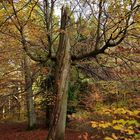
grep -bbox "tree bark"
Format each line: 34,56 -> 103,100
47,8 -> 71,140
23,55 -> 36,129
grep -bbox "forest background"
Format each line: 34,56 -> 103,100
0,0 -> 140,140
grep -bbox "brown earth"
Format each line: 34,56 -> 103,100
0,122 -> 94,140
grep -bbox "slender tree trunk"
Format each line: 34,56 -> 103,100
47,8 -> 71,140
8,96 -> 11,116
45,104 -> 54,128
2,106 -> 5,119
23,55 -> 36,129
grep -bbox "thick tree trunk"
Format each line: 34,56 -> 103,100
47,8 -> 71,140
23,55 -> 36,129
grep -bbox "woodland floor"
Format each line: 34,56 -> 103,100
0,122 -> 94,140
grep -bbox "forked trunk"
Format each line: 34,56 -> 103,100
47,7 -> 71,140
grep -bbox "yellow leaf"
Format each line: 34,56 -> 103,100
126,129 -> 134,135
104,136 -> 114,140
112,133 -> 118,140
91,121 -> 98,128
113,124 -> 124,130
